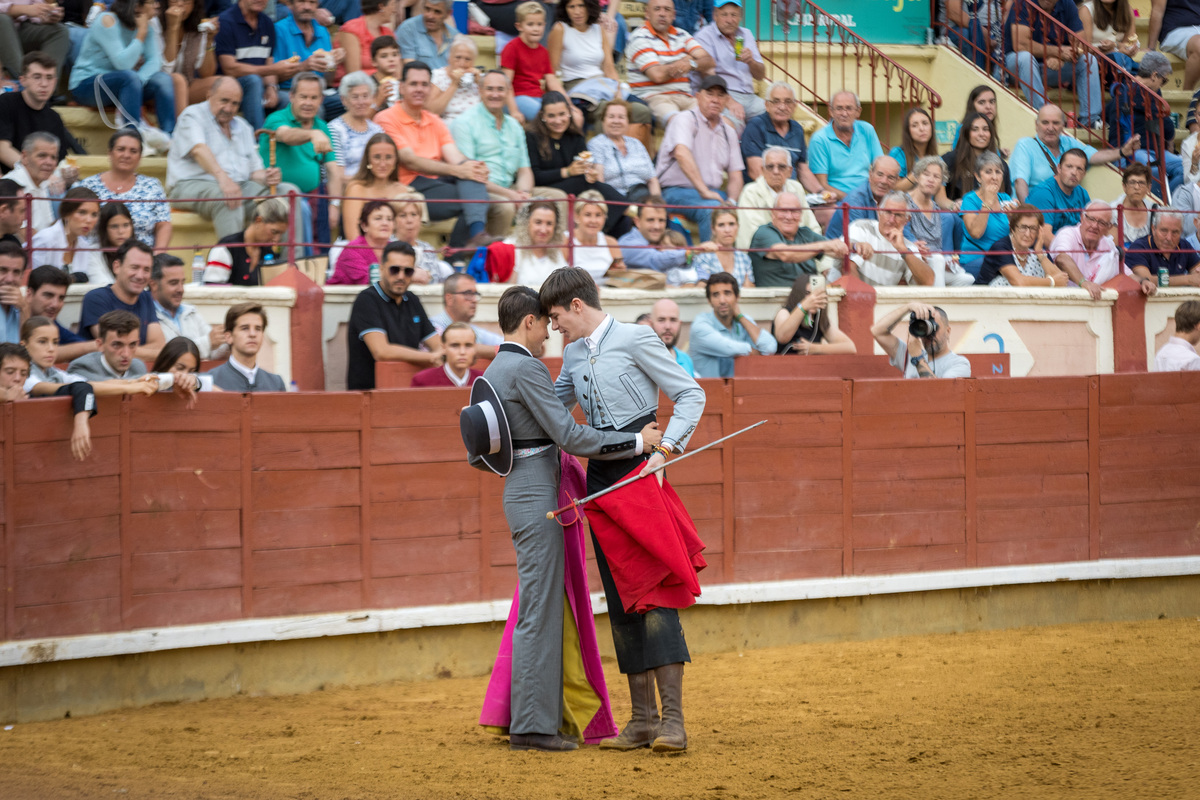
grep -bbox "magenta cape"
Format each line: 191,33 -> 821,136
478,452 -> 619,743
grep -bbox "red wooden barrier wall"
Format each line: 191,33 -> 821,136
3,373 -> 1199,644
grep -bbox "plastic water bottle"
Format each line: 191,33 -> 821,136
369,262 -> 381,283
191,249 -> 204,282
262,252 -> 275,268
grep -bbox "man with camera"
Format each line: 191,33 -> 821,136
870,301 -> 971,379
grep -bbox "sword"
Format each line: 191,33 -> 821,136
546,420 -> 767,520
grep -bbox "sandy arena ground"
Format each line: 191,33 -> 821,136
2,618 -> 1197,799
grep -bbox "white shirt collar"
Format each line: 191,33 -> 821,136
503,340 -> 533,356
584,314 -> 614,355
443,363 -> 470,387
229,355 -> 258,384
101,354 -> 132,379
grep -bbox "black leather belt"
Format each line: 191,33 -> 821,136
512,438 -> 553,448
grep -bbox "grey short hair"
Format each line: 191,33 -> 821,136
880,190 -> 909,209
1084,199 -> 1112,213
910,155 -> 946,185
1154,208 -> 1184,227
21,131 -> 59,154
424,0 -> 452,9
973,151 -> 1004,174
253,196 -> 290,225
339,70 -> 377,100
761,146 -> 793,167
766,81 -> 795,99
292,71 -> 326,93
449,34 -> 478,56
832,90 -> 860,109
1138,51 -> 1173,80
774,191 -> 802,208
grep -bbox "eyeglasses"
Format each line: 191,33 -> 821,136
764,164 -> 791,172
388,265 -> 416,277
1082,216 -> 1112,229
1012,224 -> 1040,234
448,290 -> 480,298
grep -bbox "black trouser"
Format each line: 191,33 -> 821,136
55,381 -> 96,416
543,178 -> 634,237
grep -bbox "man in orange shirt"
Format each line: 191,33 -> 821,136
376,60 -> 496,250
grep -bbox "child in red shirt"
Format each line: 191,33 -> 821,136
501,1 -> 583,127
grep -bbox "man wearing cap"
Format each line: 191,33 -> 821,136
693,0 -> 765,128
466,285 -> 663,754
656,74 -> 744,242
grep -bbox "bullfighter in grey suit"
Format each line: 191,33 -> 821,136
477,286 -> 663,753
540,267 -> 706,754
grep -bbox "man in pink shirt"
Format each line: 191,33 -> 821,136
1050,200 -> 1128,299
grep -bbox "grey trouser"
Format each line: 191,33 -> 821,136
0,19 -> 69,81
169,178 -> 300,239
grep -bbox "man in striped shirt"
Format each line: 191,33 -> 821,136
625,0 -> 716,127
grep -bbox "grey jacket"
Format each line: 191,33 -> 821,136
67,350 -> 148,382
205,361 -> 286,392
556,317 -> 705,452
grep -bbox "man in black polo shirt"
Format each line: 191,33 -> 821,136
0,53 -> 71,174
1126,210 -> 1200,291
346,241 -> 444,390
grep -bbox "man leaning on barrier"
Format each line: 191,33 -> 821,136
871,301 -> 972,380
1126,209 -> 1200,289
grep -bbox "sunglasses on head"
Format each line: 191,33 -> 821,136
388,265 -> 415,277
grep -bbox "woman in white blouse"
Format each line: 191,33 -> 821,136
586,100 -> 660,204
569,189 -> 623,283
31,187 -> 108,284
509,200 -> 568,288
427,36 -> 485,124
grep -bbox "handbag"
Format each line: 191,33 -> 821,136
92,72 -> 172,157
604,269 -> 666,290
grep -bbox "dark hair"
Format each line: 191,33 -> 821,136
705,271 -> 740,299
947,111 -> 999,198
498,285 -> 544,333
898,107 -> 936,172
114,238 -> 154,266
351,132 -> 400,185
21,51 -> 57,75
441,320 -> 476,343
99,202 -> 134,267
1006,202 -> 1045,229
58,186 -> 100,221
151,336 -> 202,373
159,0 -> 204,33
0,178 -> 21,211
539,266 -> 601,314
636,195 -> 667,218
782,275 -> 830,335
1092,0 -> 1133,38
443,273 -> 474,295
382,240 -> 417,264
1122,162 -> 1153,185
1175,300 -> 1200,334
965,85 -> 998,133
402,60 -> 431,82
151,252 -> 185,281
358,199 -> 396,236
556,0 -> 601,26
224,302 -> 268,333
635,313 -> 651,324
0,238 -> 28,269
28,264 -> 71,293
370,34 -> 401,60
362,0 -> 389,15
0,342 -> 30,367
97,309 -> 141,340
107,127 -> 143,154
20,315 -> 54,342
110,0 -> 143,30
1060,148 -> 1089,169
531,91 -> 581,161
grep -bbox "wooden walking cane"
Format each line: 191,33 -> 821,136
256,129 -> 278,195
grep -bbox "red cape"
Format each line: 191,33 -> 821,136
584,465 -> 706,614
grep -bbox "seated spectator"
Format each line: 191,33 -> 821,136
943,111 -> 1011,204
77,129 -> 172,250
392,196 -> 450,281
79,240 -> 165,359
68,309 -> 156,380
345,240 -> 443,390
980,204 -> 1069,286
1111,162 -> 1153,244
693,207 -> 751,285
570,190 -> 624,284
1004,0 -> 1101,126
870,301 -> 971,379
214,0 -> 303,130
1154,299 -> 1200,371
656,75 -> 743,242
1009,104 -> 1129,201
327,72 -> 384,206
24,264 -> 97,360
840,192 -> 942,288
688,271 -> 774,378
890,108 -> 941,191
70,0 -> 176,135
772,274 -> 856,355
0,341 -> 29,400
410,322 -> 483,386
808,90 -> 883,201
0,8 -> 68,89
1149,0 -> 1200,88
957,85 -> 1007,154
1127,210 -> 1200,288
0,53 -> 71,174
1105,51 -> 1181,193
328,198 -> 395,284
368,35 -> 402,109
202,196 -> 288,285
431,273 -> 503,350
0,239 -> 23,342
823,155 -> 900,240
737,145 -> 821,250
586,99 -> 659,205
942,0 -> 1004,73
741,82 -> 813,185
428,36 -> 483,125
396,0 -> 458,68
1051,200 -> 1127,298
151,336 -> 213,392
261,71 -> 335,248
31,187 -> 107,285
452,70 -> 565,235
273,0 -> 345,117
625,0 -> 715,127
336,0 -> 394,76
750,192 -> 847,288
649,297 -> 694,376
526,91 -> 632,236
375,61 -> 495,250
339,133 -> 416,240
98,202 -> 134,278
1078,0 -> 1139,75
205,302 -> 286,391
617,197 -> 689,283
904,156 -> 957,259
8,131 -> 62,234
500,200 -> 568,288
1027,148 -> 1091,232
502,3 -> 579,125
960,151 -> 1016,279
151,253 -> 226,359
693,0 -> 765,127
168,78 -> 301,239
160,0 -> 219,111
0,178 -> 24,244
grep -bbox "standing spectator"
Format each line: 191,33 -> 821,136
1111,162 -> 1153,243
205,302 -> 287,391
741,82 -> 816,188
1148,0 -> 1200,90
840,191 -> 938,288
692,207 -> 750,285
327,70 -> 384,217
168,78 -> 301,240
70,0 -> 176,135
215,0 -> 303,130
1105,51 -> 1182,193
79,240 -> 166,360
688,271 -> 773,378
345,240 -> 443,391
77,129 -> 173,250
569,189 -> 623,283
502,2 -> 578,125
0,53 -> 71,172
960,151 -> 1015,279
327,198 -> 395,284
0,7 -> 68,85
274,0 -> 345,113
1009,104 -> 1129,200
942,0 -> 1004,72
97,202 -> 135,278
1154,299 -> 1200,370
0,178 -> 25,244
0,239 -> 24,343
31,186 -> 106,284
980,204 -> 1070,286
1127,210 -> 1200,287
1004,0 -> 1102,125
24,264 -> 97,360
586,99 -> 659,204
430,273 -> 504,347
772,275 -> 856,355
160,0 -> 219,111
1027,148 -> 1091,232
649,297 -> 694,375
1051,200 -> 1126,298
625,0 -> 715,127
201,196 -> 288,285
750,192 -> 847,288
151,253 -> 225,359
871,301 -> 971,379
338,133 -> 415,240
656,75 -> 743,242
7,131 -> 61,234
427,36 -> 484,124
396,0 -> 458,68
736,145 -> 821,250
823,154 -> 900,240
943,111 -> 1011,203
410,322 -> 484,386
889,108 -> 940,190
618,197 -> 689,282
808,90 -> 883,200
337,0 -> 394,75
693,0 -> 765,127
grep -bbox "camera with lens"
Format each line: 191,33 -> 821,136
908,312 -> 939,339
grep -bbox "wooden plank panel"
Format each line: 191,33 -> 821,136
731,548 -> 844,582
126,587 -> 242,630
852,510 -> 966,548
12,597 -> 121,640
976,442 -> 1089,477
976,474 -> 1089,510
251,468 -> 360,511
679,415 -> 725,447
251,393 -> 363,431
734,514 -> 844,551
1099,525 -> 1200,558
370,425 -> 468,465
852,544 -> 967,575
731,378 -> 845,414
14,557 -> 120,606
975,409 -> 1088,445
371,390 -> 469,428
977,506 -> 1090,543
1099,435 -> 1200,470
697,559 -> 725,586
13,396 -> 120,442
15,436 -> 119,482
488,532 -> 516,568
1098,498 -> 1200,536
852,478 -> 965,515
252,581 -> 364,617
372,572 -> 482,607
371,499 -> 480,541
131,471 -> 242,512
976,538 -> 1090,567
733,480 -> 843,517
252,431 -> 361,471
370,462 -> 482,503
130,431 -> 240,472
976,376 -> 1089,412
851,446 -> 965,481
1100,371 -> 1200,407
852,413 -> 964,449
252,507 -> 361,550
127,393 -> 243,432
656,449 -> 722,486
853,379 -> 965,415
131,549 -> 243,594
730,413 -> 843,447
372,537 -> 481,578
128,510 -> 242,553
733,446 -> 841,483
692,517 -> 723,554
1100,468 -> 1200,505
12,516 -> 121,567
14,476 -> 119,526
1100,403 -> 1200,438
252,544 -> 363,588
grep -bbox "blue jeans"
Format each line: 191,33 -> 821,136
1006,50 -> 1102,125
237,74 -> 271,130
71,70 -> 176,133
948,20 -> 992,72
1134,148 -> 1185,193
514,94 -> 542,121
661,185 -> 726,242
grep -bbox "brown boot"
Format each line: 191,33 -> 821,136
599,671 -> 659,750
651,663 -> 686,753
